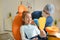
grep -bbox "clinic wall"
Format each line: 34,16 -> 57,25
0,0 -> 4,32
0,0 -> 60,32
2,0 -> 20,31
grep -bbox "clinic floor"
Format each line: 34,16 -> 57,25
0,30 -> 14,40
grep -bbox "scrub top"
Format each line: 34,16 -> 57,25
45,16 -> 53,27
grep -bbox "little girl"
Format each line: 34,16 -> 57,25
20,11 -> 46,40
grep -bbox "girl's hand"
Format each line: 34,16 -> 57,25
32,37 -> 38,40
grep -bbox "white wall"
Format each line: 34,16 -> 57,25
0,0 -> 60,31
0,0 -> 20,31
0,0 -> 4,32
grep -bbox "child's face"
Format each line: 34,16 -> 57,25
24,13 -> 32,24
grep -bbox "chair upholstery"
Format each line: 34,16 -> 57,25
12,5 -> 28,40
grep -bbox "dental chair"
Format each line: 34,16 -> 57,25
12,5 -> 28,40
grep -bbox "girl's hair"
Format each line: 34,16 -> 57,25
22,11 -> 29,19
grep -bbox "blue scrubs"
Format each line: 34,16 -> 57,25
44,16 -> 53,33
45,16 -> 53,27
